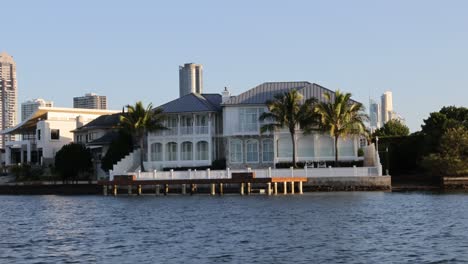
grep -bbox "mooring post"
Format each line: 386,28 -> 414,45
247,182 -> 251,195
210,183 -> 216,196
274,182 -> 278,195
267,182 -> 272,195
137,185 -> 142,195
219,183 -> 224,195
103,185 -> 108,196
191,184 -> 196,195
291,182 -> 295,194
128,185 -> 132,195
113,185 -> 118,196
155,185 -> 160,195
165,184 -> 169,195
182,184 -> 186,194
283,181 -> 287,195
240,183 -> 245,195
299,181 -> 303,194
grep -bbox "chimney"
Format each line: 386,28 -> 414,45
76,115 -> 85,128
222,87 -> 231,103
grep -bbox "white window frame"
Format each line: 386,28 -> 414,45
181,141 -> 193,160
196,141 -> 209,160
246,139 -> 259,163
230,139 -> 243,163
262,139 -> 274,162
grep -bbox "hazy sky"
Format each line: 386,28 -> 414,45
2,0 -> 467,131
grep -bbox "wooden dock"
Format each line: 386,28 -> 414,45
98,172 -> 307,196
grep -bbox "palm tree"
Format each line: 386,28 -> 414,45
120,101 -> 166,172
259,90 -> 319,168
314,90 -> 368,166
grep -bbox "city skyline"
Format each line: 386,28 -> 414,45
2,0 -> 467,132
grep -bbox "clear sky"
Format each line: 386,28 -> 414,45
2,0 -> 467,132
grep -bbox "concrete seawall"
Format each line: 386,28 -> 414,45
304,176 -> 392,191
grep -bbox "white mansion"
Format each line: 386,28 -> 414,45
140,81 -> 363,171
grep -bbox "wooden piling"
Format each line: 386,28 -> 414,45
128,185 -> 132,195
219,183 -> 224,195
182,184 -> 186,195
283,182 -> 287,195
240,183 -> 245,195
164,184 -> 169,195
155,185 -> 160,195
267,183 -> 272,195
137,185 -> 142,195
247,182 -> 251,195
274,182 -> 278,195
103,185 -> 108,196
299,181 -> 303,194
113,185 -> 118,196
210,183 -> 216,196
291,182 -> 295,194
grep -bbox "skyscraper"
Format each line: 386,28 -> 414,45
369,99 -> 381,130
381,91 -> 393,126
0,52 -> 17,148
179,63 -> 203,97
21,98 -> 54,121
73,93 -> 107,109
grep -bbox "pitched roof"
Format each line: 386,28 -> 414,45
157,93 -> 222,113
222,81 -> 353,106
74,113 -> 121,132
87,131 -> 120,146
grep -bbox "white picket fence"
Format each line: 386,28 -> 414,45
110,166 -> 381,181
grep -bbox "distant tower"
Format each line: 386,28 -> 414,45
179,63 -> 203,97
381,91 -> 393,126
73,93 -> 107,109
21,98 -> 54,121
369,99 -> 381,129
0,52 -> 18,148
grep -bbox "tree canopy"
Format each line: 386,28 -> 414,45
373,119 -> 410,137
314,90 -> 368,165
55,143 -> 92,182
119,101 -> 166,171
259,89 -> 319,168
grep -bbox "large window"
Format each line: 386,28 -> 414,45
277,137 -> 293,158
150,143 -> 163,161
239,108 -> 258,132
230,139 -> 243,163
196,141 -> 208,160
166,142 -> 177,161
181,141 -> 193,160
262,139 -> 274,162
180,116 -> 193,135
166,116 -> 178,135
195,115 -> 208,134
246,140 -> 259,163
51,129 -> 60,140
298,136 -> 314,158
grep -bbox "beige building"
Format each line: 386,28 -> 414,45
179,63 -> 203,97
381,91 -> 393,125
73,93 -> 107,109
0,52 -> 18,149
21,98 -> 54,121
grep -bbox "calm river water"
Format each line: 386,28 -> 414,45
1,192 -> 468,263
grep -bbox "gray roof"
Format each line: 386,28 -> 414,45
222,82 -> 353,106
73,113 -> 122,132
157,93 -> 222,113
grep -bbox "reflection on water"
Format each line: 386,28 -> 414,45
1,192 -> 468,263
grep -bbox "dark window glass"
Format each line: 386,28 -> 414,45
51,129 -> 60,140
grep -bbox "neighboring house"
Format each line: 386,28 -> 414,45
0,107 -> 118,166
144,93 -> 223,171
72,113 -> 122,160
222,82 -> 361,169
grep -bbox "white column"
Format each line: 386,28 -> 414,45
20,146 -> 24,163
208,113 -> 212,162
26,142 -> 31,163
5,146 -> 11,165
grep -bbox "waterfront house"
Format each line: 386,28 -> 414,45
1,107 -> 118,166
222,82 -> 362,169
143,93 -> 223,171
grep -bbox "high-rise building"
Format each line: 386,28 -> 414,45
73,93 -> 107,109
369,99 -> 381,129
179,63 -> 203,97
0,52 -> 17,148
381,91 -> 393,126
21,98 -> 54,121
